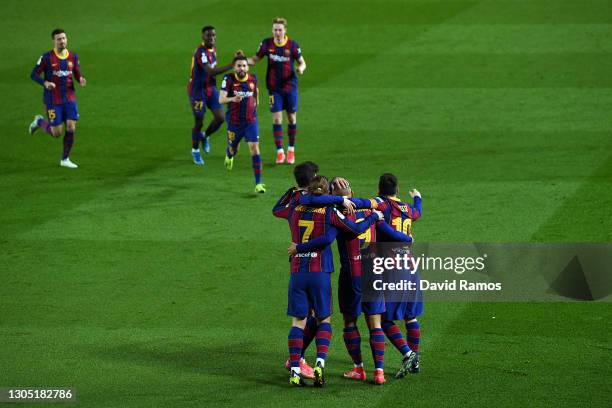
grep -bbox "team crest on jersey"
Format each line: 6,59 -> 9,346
284,49 -> 291,56
249,82 -> 255,90
68,61 -> 73,69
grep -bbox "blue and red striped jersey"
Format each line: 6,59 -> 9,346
255,36 -> 302,92
297,208 -> 412,278
289,205 -> 378,274
187,45 -> 217,97
375,196 -> 422,241
31,49 -> 82,105
221,73 -> 258,125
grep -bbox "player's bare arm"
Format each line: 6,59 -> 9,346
296,56 -> 306,75
218,90 -> 242,104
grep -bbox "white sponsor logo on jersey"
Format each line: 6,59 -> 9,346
53,70 -> 72,77
270,54 -> 290,62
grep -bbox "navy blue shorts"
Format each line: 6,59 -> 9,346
190,87 -> 221,119
338,270 -> 361,317
287,272 -> 332,319
227,122 -> 259,150
46,102 -> 79,126
269,90 -> 298,113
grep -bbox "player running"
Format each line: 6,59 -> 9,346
219,56 -> 265,193
375,173 -> 423,378
187,26 -> 240,165
284,176 -> 381,387
292,177 -> 413,385
248,17 -> 306,164
29,29 -> 86,169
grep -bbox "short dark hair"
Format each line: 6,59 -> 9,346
293,161 -> 318,188
51,28 -> 65,39
202,25 -> 215,33
378,173 -> 398,196
233,55 -> 248,64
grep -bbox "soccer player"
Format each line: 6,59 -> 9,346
219,56 -> 265,193
29,28 -> 86,169
293,177 -> 413,385
187,26 -> 240,165
375,173 -> 423,378
248,17 -> 306,164
284,175 -> 381,387
274,162 -> 353,378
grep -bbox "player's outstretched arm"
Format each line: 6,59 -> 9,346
330,208 -> 382,235
30,57 -> 46,86
294,227 -> 338,253
299,194 -> 355,213
247,55 -> 260,65
376,221 -> 413,243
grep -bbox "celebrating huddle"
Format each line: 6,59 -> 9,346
273,162 -> 423,386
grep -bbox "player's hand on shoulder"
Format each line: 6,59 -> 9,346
44,81 -> 56,90
342,198 -> 355,214
79,77 -> 87,87
288,243 -> 298,256
409,189 -> 421,199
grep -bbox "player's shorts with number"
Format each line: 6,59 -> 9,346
287,272 -> 332,319
227,122 -> 259,149
269,90 -> 298,113
46,102 -> 79,126
190,87 -> 221,118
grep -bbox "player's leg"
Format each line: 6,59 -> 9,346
287,274 -> 308,386
311,273 -> 333,387
246,123 -> 264,193
285,91 -> 298,164
201,88 -> 225,153
60,118 -> 77,168
366,313 -> 386,384
338,272 -> 365,379
270,92 -> 285,163
342,315 -> 366,381
190,97 -> 205,165
404,317 -> 421,373
224,127 -> 241,171
29,107 -> 53,136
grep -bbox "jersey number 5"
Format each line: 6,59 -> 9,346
298,220 -> 314,243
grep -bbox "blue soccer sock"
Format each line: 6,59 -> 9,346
382,320 -> 411,356
301,315 -> 318,358
369,328 -> 385,370
315,322 -> 332,366
273,124 -> 283,150
192,127 -> 201,150
405,320 -> 421,352
62,131 -> 74,160
288,123 -> 297,148
288,326 -> 304,371
251,154 -> 262,184
343,326 -> 362,366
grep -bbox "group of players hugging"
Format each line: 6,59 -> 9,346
273,161 -> 423,387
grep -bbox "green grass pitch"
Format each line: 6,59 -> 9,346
1,0 -> 611,406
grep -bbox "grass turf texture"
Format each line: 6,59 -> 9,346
1,0 -> 611,406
